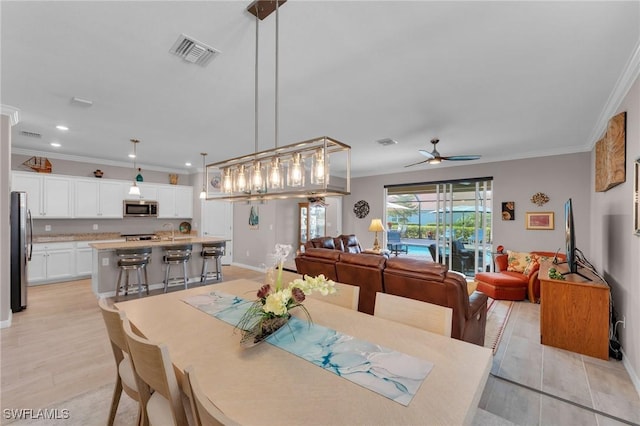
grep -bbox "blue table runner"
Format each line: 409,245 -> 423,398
182,291 -> 433,406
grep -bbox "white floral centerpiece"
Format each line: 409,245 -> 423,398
237,244 -> 336,345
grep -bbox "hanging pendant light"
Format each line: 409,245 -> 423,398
287,152 -> 304,187
199,152 -> 208,199
128,139 -> 141,196
222,168 -> 233,193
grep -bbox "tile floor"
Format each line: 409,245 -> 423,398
475,301 -> 640,426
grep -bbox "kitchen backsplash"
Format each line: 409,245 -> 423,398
31,218 -> 191,237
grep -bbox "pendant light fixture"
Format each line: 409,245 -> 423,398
205,0 -> 351,202
199,152 -> 208,199
128,139 -> 141,196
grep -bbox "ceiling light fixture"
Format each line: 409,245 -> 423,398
128,139 -> 141,196
56,125 -> 69,131
199,153 -> 207,199
50,142 -> 61,147
185,162 -> 192,167
205,0 -> 350,202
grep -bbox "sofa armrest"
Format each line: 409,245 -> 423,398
528,270 -> 540,303
467,290 -> 488,319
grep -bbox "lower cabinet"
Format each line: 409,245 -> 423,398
28,242 -> 75,285
75,242 -> 94,277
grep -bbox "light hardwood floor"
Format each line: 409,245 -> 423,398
2,268 -> 639,425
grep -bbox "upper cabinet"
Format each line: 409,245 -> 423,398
12,172 -> 73,218
74,179 -> 125,218
157,185 -> 193,218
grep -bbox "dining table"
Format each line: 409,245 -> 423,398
115,279 -> 492,425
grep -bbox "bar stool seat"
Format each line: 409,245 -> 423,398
115,247 -> 152,300
162,244 -> 192,292
200,242 -> 225,284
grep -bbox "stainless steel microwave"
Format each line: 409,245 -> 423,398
123,200 -> 158,217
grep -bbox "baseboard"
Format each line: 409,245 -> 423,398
231,262 -> 264,273
0,311 -> 13,328
622,348 -> 640,399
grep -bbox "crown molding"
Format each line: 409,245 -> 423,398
11,147 -> 196,174
588,40 -> 640,147
1,105 -> 20,126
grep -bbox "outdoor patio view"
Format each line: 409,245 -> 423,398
385,179 -> 493,277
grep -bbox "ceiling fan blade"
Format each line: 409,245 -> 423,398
441,155 -> 481,161
404,159 -> 431,168
418,149 -> 435,159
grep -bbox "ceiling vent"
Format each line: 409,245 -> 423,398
169,34 -> 220,67
20,130 -> 42,138
376,138 -> 398,146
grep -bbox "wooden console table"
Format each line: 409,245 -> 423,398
539,261 -> 610,360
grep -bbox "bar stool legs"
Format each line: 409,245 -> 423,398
162,245 -> 193,293
115,247 -> 152,301
201,243 -> 225,284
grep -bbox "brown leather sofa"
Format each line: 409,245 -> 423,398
294,248 -> 340,281
383,257 -> 487,346
295,249 -> 487,345
304,234 -> 362,253
335,252 -> 386,314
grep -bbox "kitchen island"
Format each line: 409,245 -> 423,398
90,236 -> 228,298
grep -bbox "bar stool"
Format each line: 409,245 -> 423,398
115,247 -> 152,300
200,242 -> 225,284
162,244 -> 192,292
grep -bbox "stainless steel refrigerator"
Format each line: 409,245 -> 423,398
10,191 -> 32,312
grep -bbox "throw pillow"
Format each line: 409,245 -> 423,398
507,250 -> 533,273
523,255 -> 540,277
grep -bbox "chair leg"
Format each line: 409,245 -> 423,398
201,258 -> 208,283
107,376 -> 123,426
136,267 -> 143,298
216,256 -> 223,281
143,265 -> 149,295
183,261 -> 188,289
124,271 -> 129,296
115,268 -> 124,302
164,264 -> 170,293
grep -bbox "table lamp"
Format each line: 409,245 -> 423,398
368,218 -> 385,251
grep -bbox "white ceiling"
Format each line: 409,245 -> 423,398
2,1 -> 639,177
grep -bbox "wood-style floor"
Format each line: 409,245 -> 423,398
2,267 -> 639,425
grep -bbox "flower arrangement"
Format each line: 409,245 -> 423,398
237,244 -> 336,344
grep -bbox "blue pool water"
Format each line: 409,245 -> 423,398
406,244 -> 430,256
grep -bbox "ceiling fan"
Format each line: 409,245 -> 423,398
405,138 -> 481,167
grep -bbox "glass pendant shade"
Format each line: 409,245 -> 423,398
311,148 -> 330,185
129,138 -> 141,197
222,168 -> 234,193
200,152 -> 208,199
287,152 -> 305,187
268,157 -> 283,189
129,182 -> 140,196
236,165 -> 248,193
251,160 -> 265,193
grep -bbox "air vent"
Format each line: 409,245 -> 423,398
169,34 -> 220,67
376,138 -> 398,146
20,131 -> 42,138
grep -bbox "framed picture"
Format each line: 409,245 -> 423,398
634,159 -> 639,235
502,202 -> 515,220
249,205 -> 259,230
525,212 -> 554,230
209,171 -> 221,194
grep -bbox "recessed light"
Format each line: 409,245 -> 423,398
185,162 -> 192,167
56,125 -> 69,131
50,142 -> 61,147
128,154 -> 136,159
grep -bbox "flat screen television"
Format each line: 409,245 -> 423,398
563,198 -> 591,280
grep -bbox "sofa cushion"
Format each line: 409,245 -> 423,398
339,252 -> 386,268
475,271 -> 529,287
506,251 -> 533,273
385,257 -> 447,281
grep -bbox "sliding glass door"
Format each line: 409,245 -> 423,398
385,178 -> 493,277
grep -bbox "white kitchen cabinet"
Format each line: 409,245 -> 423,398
12,172 -> 73,218
134,182 -> 159,201
75,179 -> 124,218
75,242 -> 94,276
28,242 -> 75,284
158,185 -> 193,218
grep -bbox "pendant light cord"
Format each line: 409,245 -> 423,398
254,9 -> 259,154
275,0 -> 279,149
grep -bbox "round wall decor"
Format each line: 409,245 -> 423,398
530,192 -> 550,206
353,200 -> 370,218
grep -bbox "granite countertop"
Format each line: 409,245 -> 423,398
33,232 -> 124,243
89,236 -> 228,250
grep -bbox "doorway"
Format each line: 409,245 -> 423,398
201,200 -> 233,265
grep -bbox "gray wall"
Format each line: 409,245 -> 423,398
590,76 -> 639,388
343,152 -> 592,255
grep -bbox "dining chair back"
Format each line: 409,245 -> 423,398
373,292 -> 453,337
122,317 -> 188,426
184,366 -> 239,426
308,282 -> 360,310
98,298 -> 141,426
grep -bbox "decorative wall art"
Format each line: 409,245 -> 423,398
595,111 -> 626,192
530,192 -> 549,206
502,202 -> 515,220
525,212 -> 554,230
209,172 -> 221,194
635,159 -> 639,236
249,206 -> 259,230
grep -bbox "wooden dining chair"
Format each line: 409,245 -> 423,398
98,298 -> 142,426
122,317 -> 189,426
184,366 -> 239,426
307,281 -> 360,310
373,292 -> 453,337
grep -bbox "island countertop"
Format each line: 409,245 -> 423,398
90,236 -> 227,250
